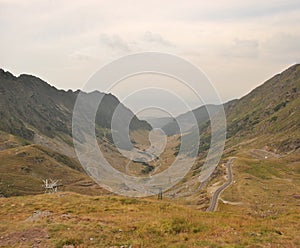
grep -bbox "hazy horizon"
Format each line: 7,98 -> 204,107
0,63 -> 297,119
1,0 -> 300,117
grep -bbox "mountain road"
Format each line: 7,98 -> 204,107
206,157 -> 235,212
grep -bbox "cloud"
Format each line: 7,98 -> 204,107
142,31 -> 174,47
0,0 -> 299,105
99,34 -> 131,52
69,51 -> 98,63
97,32 -> 176,56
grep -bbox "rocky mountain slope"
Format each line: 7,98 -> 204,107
0,65 -> 299,247
0,69 -> 152,196
225,64 -> 300,153
0,64 -> 299,198
160,64 -> 300,204
166,64 -> 300,156
0,69 -> 151,142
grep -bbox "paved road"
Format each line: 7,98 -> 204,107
206,158 -> 235,212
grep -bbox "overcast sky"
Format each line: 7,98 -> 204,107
1,0 -> 300,117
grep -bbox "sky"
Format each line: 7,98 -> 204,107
1,0 -> 300,117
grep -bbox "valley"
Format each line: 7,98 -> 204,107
0,64 -> 299,247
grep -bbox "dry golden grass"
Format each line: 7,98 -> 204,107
0,141 -> 107,197
220,151 -> 300,214
0,190 -> 299,248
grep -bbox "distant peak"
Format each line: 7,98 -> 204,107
0,68 -> 16,80
17,73 -> 56,90
18,73 -> 43,81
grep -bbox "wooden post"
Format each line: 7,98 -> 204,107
158,188 -> 163,200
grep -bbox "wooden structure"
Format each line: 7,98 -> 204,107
43,179 -> 62,193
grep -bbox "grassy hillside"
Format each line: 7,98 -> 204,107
220,151 -> 300,216
0,68 -> 155,196
225,64 -> 300,153
137,64 -> 300,216
168,64 -> 300,157
0,65 -> 299,247
0,131 -> 107,197
0,192 -> 299,247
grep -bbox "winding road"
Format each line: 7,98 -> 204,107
206,157 -> 235,212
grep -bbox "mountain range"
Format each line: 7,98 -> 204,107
0,64 -> 299,198
162,64 -> 300,154
1,64 -> 300,247
0,69 -> 151,141
0,69 -> 151,196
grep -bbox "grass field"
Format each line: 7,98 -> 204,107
0,188 -> 299,247
1,131 -> 300,247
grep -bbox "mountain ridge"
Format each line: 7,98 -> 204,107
0,68 -> 151,142
0,64 -> 299,198
161,64 -> 300,154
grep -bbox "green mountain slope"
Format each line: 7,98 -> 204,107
0,65 -> 299,247
172,64 -> 300,155
160,64 -> 300,207
225,64 -> 300,153
0,65 -> 299,198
